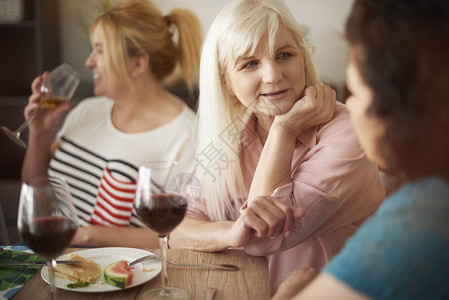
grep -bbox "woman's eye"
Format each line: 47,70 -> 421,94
243,60 -> 258,69
277,53 -> 291,60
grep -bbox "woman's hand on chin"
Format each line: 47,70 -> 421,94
275,84 -> 336,138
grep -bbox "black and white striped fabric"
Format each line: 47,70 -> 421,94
48,96 -> 198,229
49,137 -> 143,228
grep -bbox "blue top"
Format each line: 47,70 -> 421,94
323,176 -> 449,299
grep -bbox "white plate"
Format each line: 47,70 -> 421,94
41,247 -> 161,292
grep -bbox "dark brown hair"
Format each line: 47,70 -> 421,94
345,0 -> 449,181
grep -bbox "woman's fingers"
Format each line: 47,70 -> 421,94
24,101 -> 40,120
323,84 -> 336,116
276,83 -> 336,137
26,75 -> 43,121
303,84 -> 317,100
243,196 -> 298,238
31,72 -> 49,94
31,75 -> 41,94
311,83 -> 336,123
29,73 -> 46,111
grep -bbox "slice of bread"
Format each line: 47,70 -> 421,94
54,254 -> 101,283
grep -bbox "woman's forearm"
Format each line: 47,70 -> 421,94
247,122 -> 296,204
21,132 -> 53,181
72,226 -> 160,249
169,217 -> 236,252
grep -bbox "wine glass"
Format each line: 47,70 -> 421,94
17,176 -> 78,300
1,63 -> 80,148
135,161 -> 189,299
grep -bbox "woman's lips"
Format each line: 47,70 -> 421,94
260,89 -> 288,101
92,74 -> 102,85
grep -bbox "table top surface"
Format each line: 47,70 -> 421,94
12,248 -> 270,300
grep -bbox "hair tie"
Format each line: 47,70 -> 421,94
164,15 -> 175,37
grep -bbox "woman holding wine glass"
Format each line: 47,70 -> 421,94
18,176 -> 78,299
21,0 -> 202,249
1,63 -> 80,148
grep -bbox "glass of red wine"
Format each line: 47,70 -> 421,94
17,176 -> 78,299
135,161 -> 188,299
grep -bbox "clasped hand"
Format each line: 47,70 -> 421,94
226,195 -> 305,247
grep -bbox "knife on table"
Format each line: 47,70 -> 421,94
0,260 -> 82,266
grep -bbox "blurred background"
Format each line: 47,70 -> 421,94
0,0 -> 353,244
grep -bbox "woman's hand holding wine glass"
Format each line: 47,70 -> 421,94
135,161 -> 189,299
17,176 -> 78,299
1,63 -> 80,148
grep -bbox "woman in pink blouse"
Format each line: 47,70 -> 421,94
170,0 -> 384,294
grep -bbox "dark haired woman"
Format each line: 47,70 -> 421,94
273,0 -> 449,299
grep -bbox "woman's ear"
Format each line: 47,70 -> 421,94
129,54 -> 149,78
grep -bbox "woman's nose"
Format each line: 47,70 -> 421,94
262,60 -> 283,84
85,52 -> 95,68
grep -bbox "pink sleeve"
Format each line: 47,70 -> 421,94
186,204 -> 210,222
244,107 -> 384,256
185,185 -> 210,221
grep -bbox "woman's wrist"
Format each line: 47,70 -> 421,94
27,133 -> 53,151
271,118 -> 301,141
28,127 -> 53,141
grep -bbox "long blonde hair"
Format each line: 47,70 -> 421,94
196,0 -> 318,221
90,0 -> 202,92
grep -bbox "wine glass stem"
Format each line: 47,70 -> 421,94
15,119 -> 30,134
15,107 -> 39,135
47,258 -> 57,300
159,235 -> 169,292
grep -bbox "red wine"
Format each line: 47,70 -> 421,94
20,216 -> 77,259
136,194 -> 187,236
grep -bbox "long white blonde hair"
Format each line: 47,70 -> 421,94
196,0 -> 318,221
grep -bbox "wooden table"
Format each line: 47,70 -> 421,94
13,248 -> 270,299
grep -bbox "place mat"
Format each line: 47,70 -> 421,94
0,246 -> 41,300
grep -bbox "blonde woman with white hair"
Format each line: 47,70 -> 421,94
170,0 -> 384,294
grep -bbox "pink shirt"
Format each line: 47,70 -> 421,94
188,102 -> 385,294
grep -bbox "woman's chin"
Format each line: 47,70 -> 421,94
254,104 -> 286,117
93,88 -> 104,97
